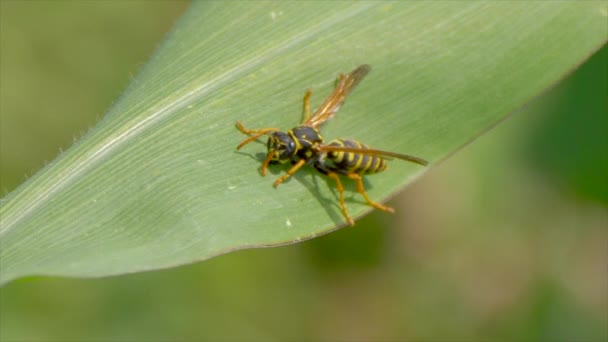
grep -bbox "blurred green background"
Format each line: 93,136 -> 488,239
1,2 -> 606,341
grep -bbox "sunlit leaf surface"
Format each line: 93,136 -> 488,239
1,2 -> 606,284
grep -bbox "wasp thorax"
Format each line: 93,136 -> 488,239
267,132 -> 296,163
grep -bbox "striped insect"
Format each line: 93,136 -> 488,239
235,65 -> 428,225
312,139 -> 428,225
236,64 -> 371,187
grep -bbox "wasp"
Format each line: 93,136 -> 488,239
236,65 -> 428,225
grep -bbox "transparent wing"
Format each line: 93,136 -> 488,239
305,64 -> 371,128
317,144 -> 429,166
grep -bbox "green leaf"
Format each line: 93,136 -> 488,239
1,2 -> 606,284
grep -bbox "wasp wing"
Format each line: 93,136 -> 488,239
305,64 -> 371,128
317,145 -> 429,166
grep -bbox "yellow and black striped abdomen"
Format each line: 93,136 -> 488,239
326,139 -> 387,174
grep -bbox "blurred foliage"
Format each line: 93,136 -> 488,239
0,0 -> 188,192
527,46 -> 607,204
0,2 -> 606,341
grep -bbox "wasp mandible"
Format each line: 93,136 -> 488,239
236,65 -> 428,225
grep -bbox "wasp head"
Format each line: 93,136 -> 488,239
267,131 -> 296,163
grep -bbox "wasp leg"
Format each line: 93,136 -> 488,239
235,121 -> 279,150
326,171 -> 355,226
302,89 -> 312,123
259,150 -> 277,176
273,158 -> 306,187
346,173 -> 395,213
